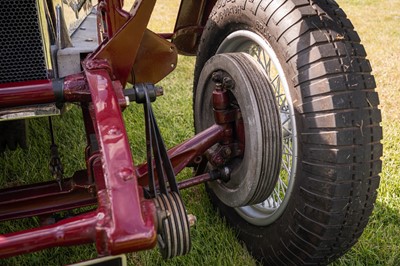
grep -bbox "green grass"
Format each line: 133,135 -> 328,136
1,0 -> 400,265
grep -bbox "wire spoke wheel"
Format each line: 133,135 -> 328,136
194,0 -> 382,264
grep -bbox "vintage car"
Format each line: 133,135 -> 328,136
0,0 -> 382,265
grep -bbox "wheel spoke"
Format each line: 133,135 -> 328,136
271,74 -> 279,84
277,93 -> 286,107
281,116 -> 290,126
283,135 -> 292,140
275,77 -> 281,93
279,178 -> 288,190
254,45 -> 271,76
282,125 -> 292,135
283,143 -> 293,156
281,158 -> 291,174
272,189 -> 281,206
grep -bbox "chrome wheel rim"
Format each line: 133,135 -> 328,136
217,30 -> 298,226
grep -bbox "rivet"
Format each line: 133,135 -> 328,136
118,168 -> 134,181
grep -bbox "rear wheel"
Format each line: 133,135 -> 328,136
194,0 -> 382,264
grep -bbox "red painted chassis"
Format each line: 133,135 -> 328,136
0,0 -> 223,259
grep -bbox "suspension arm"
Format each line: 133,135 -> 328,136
136,123 -> 227,185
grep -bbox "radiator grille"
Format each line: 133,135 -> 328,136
0,0 -> 48,84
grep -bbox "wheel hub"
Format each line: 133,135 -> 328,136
196,53 -> 283,207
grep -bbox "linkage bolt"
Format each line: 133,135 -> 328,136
223,146 -> 232,157
212,71 -> 223,83
223,77 -> 235,90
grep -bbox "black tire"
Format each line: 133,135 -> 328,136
194,0 -> 382,265
0,120 -> 28,152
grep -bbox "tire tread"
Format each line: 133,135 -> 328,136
194,0 -> 382,264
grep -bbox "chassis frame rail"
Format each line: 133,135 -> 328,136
0,0 -> 230,259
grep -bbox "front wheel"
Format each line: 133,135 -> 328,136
194,0 -> 382,264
